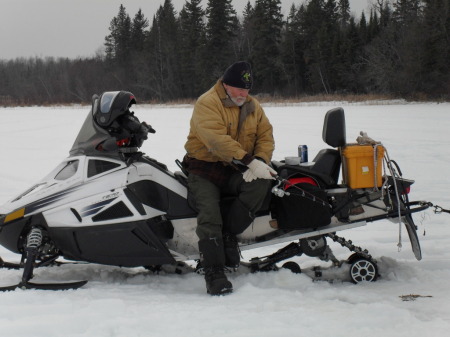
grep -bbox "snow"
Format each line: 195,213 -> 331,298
1,102 -> 450,337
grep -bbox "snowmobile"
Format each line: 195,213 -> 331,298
0,91 -> 433,291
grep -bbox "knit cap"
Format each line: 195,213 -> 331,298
222,61 -> 253,89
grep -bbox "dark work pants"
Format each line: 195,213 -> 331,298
188,172 -> 271,241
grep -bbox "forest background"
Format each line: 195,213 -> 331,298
0,0 -> 449,106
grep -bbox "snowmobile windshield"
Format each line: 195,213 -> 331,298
100,91 -> 120,114
69,110 -> 121,159
70,91 -> 139,160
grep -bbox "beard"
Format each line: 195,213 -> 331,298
224,85 -> 248,107
229,95 -> 246,106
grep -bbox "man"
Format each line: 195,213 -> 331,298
183,61 -> 276,295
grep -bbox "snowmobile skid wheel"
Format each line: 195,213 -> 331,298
349,258 -> 378,283
282,261 -> 301,274
299,236 -> 327,257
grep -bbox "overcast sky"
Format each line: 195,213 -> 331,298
0,0 -> 374,60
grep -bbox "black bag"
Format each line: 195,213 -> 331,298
274,182 -> 332,230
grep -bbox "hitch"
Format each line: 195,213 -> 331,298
433,204 -> 450,214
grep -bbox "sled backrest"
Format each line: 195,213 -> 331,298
299,107 -> 346,187
322,107 -> 346,148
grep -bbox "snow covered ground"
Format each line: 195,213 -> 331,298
0,102 -> 449,337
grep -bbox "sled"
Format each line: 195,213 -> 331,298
0,91 -> 432,290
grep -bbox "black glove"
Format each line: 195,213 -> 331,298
142,121 -> 156,134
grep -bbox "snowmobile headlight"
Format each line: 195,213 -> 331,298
3,208 -> 25,224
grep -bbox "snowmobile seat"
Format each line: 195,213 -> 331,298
272,108 -> 346,188
310,148 -> 341,185
272,161 -> 336,187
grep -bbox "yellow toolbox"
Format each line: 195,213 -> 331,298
342,144 -> 385,189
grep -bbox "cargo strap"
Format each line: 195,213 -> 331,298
373,144 -> 384,191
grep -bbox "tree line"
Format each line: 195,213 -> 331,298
0,0 -> 449,106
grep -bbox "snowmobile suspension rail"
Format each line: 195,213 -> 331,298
247,241 -> 303,272
326,233 -> 372,260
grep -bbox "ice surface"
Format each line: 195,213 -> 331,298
0,102 -> 449,337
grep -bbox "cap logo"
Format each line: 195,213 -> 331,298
242,71 -> 251,83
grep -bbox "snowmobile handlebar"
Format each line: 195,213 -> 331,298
142,121 -> 156,134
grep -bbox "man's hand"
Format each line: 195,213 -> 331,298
243,159 -> 276,182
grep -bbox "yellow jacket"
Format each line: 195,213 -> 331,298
185,80 -> 274,164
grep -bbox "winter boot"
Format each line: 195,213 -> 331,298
223,232 -> 241,269
198,238 -> 233,296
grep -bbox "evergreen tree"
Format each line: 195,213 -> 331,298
104,5 -> 132,67
240,1 -> 256,58
333,17 -> 364,92
392,0 -> 422,24
367,9 -> 380,41
300,0 -> 340,93
421,0 -> 450,96
250,0 -> 284,93
203,0 -> 239,87
359,12 -> 368,44
378,0 -> 393,27
300,0 -> 325,92
178,0 -> 206,97
362,0 -> 423,95
391,0 -> 424,95
280,4 -> 307,95
127,9 -> 150,99
145,0 -> 181,101
338,0 -> 351,27
323,0 -> 340,91
130,9 -> 149,53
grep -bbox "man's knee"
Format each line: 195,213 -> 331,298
240,178 -> 272,210
243,179 -> 272,200
249,178 -> 272,194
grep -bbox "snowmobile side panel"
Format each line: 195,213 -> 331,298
127,180 -> 197,219
123,188 -> 146,215
0,213 -> 48,253
48,219 -> 175,267
0,216 -> 28,253
0,156 -> 129,220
